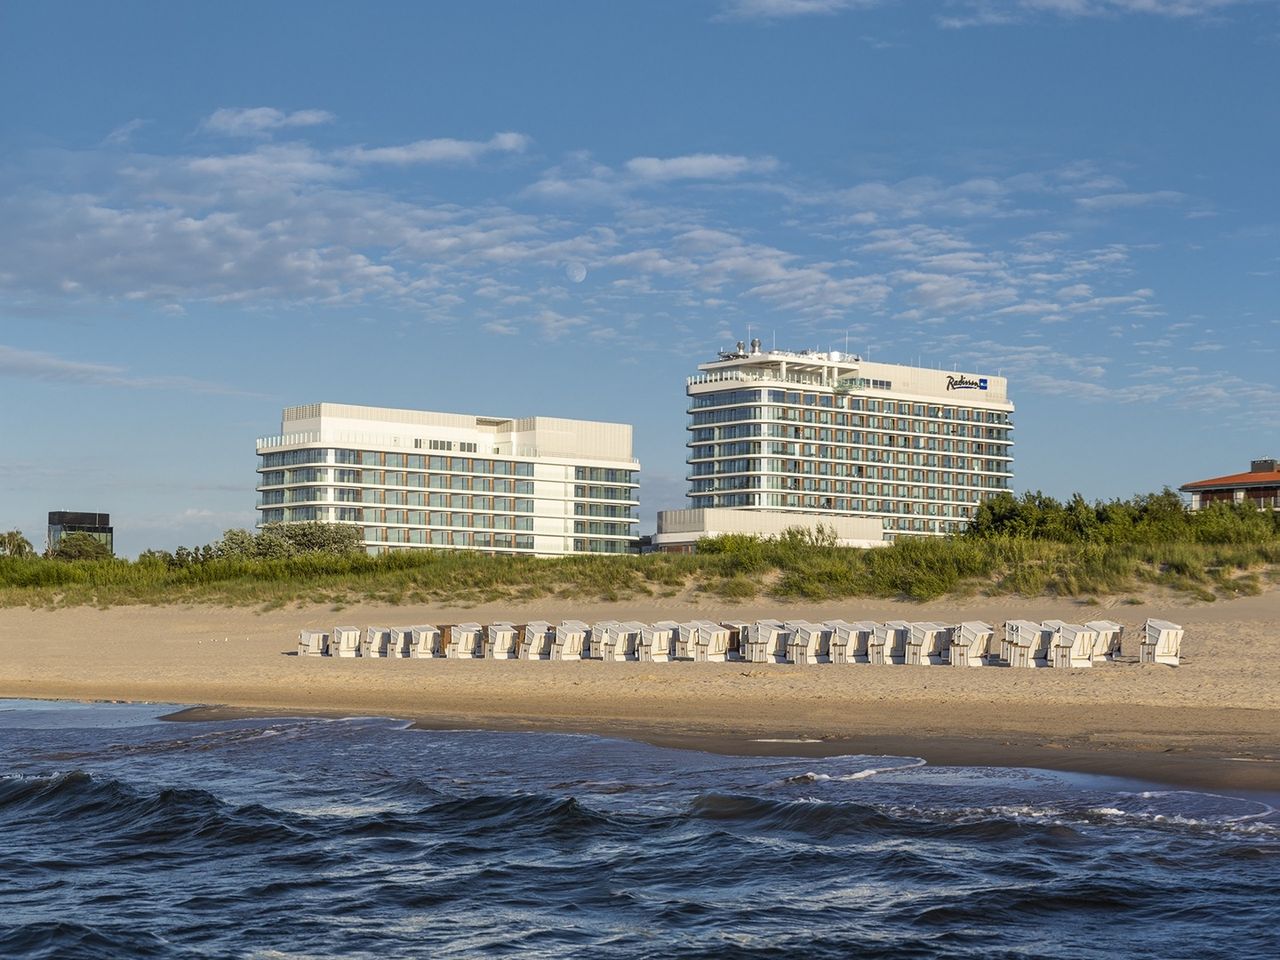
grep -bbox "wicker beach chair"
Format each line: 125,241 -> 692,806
1140,619 -> 1183,666
1001,620 -> 1041,668
1052,623 -> 1096,669
719,622 -> 750,662
551,620 -> 590,660
692,621 -> 731,662
332,625 -> 362,658
519,621 -> 554,660
297,629 -> 329,657
870,620 -> 909,665
409,624 -> 442,658
786,621 -> 831,665
1085,620 -> 1124,662
949,621 -> 994,667
387,628 -> 413,658
362,626 -> 392,658
485,623 -> 519,659
675,622 -> 701,660
638,621 -> 678,662
748,621 -> 791,663
905,622 -> 949,667
442,623 -> 483,659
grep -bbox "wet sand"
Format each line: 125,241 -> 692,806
4,590 -> 1279,791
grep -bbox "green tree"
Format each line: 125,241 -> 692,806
216,528 -> 257,559
51,531 -> 112,561
0,530 -> 36,558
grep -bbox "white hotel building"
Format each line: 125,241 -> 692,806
256,403 -> 639,556
656,340 -> 1014,546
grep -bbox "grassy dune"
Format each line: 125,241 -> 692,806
1,536 -> 1275,610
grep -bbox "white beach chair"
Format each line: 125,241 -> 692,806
693,621 -> 731,662
1141,619 -> 1183,666
362,626 -> 392,658
388,628 -> 413,658
674,622 -> 701,660
443,623 -> 483,659
905,622 -> 950,667
870,621 -> 909,665
721,622 -> 752,661
1032,621 -> 1062,667
620,621 -> 647,660
519,621 -> 554,660
1001,620 -> 1040,668
786,622 -> 831,665
749,621 -> 791,663
592,621 -> 622,661
410,624 -> 442,658
826,620 -> 853,663
485,623 -> 519,659
1085,620 -> 1124,662
297,629 -> 329,657
1052,623 -> 1096,669
332,625 -> 361,658
831,621 -> 876,664
552,620 -> 590,660
949,621 -> 994,667
638,621 -> 678,662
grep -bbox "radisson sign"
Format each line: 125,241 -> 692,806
946,375 -> 988,391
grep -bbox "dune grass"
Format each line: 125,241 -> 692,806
2,535 -> 1276,610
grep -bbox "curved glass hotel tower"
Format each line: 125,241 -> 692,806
256,403 -> 639,556
681,341 -> 1014,539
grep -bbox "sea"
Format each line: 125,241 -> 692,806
1,700 -> 1277,960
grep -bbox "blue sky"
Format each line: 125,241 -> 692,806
1,0 -> 1277,556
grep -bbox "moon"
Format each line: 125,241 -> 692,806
565,262 -> 587,284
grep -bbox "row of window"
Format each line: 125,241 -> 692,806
690,456 -> 1011,480
690,406 -> 1012,433
573,467 -> 639,484
366,528 -> 537,550
689,493 -> 991,517
692,388 -> 1009,422
360,510 -> 535,529
690,475 -> 1009,495
421,439 -> 480,453
260,448 -> 539,474
690,437 -> 1011,461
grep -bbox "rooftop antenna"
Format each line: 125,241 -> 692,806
772,330 -> 776,351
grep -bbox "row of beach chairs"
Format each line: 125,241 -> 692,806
298,618 -> 1183,667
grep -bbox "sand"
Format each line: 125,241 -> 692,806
2,590 -> 1278,792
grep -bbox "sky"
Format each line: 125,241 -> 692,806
1,0 -> 1277,557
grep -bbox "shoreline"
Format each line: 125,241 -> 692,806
154,701 -> 1279,794
4,590 -> 1280,795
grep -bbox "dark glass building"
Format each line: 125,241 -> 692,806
48,511 -> 114,555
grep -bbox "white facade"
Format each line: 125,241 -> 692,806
256,403 -> 639,556
653,508 -> 885,552
681,341 -> 1015,538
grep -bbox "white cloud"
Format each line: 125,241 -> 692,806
1075,190 -> 1185,211
720,0 -> 1261,25
201,107 -> 336,137
717,0 -> 882,19
344,131 -> 531,165
103,119 -> 148,146
0,344 -> 261,396
624,153 -> 779,181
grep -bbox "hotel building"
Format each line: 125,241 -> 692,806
255,403 -> 639,556
669,340 -> 1014,541
1180,458 -> 1280,511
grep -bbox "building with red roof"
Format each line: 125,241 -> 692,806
1180,458 -> 1280,511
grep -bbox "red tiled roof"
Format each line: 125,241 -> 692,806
1181,470 -> 1280,491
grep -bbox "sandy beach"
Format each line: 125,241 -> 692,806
3,590 -> 1278,791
